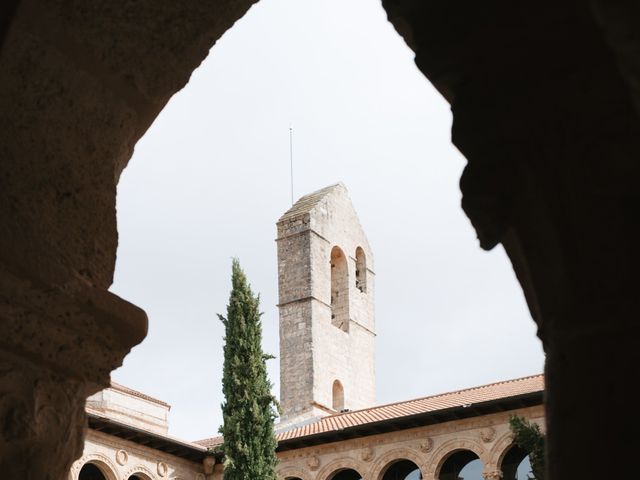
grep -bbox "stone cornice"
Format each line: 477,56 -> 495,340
0,262 -> 147,387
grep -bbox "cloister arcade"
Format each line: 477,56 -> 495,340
74,447 -> 531,480
282,454 -> 528,480
73,401 -> 541,480
272,418 -> 541,480
78,463 -> 151,480
77,463 -> 152,480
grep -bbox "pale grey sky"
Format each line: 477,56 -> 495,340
110,0 -> 544,442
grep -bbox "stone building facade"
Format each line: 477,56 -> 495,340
70,384 -> 207,480
71,184 -> 544,480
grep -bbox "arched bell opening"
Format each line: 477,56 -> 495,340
330,246 -> 350,332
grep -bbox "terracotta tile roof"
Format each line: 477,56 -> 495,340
195,374 -> 543,448
278,183 -> 345,222
194,435 -> 223,449
87,409 -> 208,463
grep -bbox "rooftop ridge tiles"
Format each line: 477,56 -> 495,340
107,381 -> 171,408
193,373 -> 544,447
278,183 -> 345,222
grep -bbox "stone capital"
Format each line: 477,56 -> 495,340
0,262 -> 147,479
482,470 -> 503,480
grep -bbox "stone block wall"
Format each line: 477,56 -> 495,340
275,405 -> 545,480
277,184 -> 376,424
68,430 -> 203,480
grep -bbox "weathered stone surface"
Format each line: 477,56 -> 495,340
277,184 -> 376,424
0,262 -> 147,479
274,406 -> 544,480
382,2 -> 640,479
70,429 -> 203,480
0,0 -> 257,477
0,351 -> 87,480
1,0 -> 639,478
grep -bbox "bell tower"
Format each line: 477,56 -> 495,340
276,183 -> 375,426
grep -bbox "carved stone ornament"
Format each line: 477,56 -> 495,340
482,470 -> 503,480
0,264 -> 147,479
307,455 -> 320,470
480,427 -> 496,443
203,455 -> 216,474
0,353 -> 88,479
157,461 -> 168,477
195,474 -> 206,480
419,437 -> 434,453
361,446 -> 375,462
116,449 -> 129,466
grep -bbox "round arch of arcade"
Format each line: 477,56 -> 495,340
277,465 -> 310,480
315,457 -> 365,480
488,431 -> 519,471
366,447 -> 428,480
123,465 -> 157,480
426,438 -> 487,479
70,453 -> 119,480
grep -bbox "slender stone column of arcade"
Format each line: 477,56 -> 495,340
381,1 -> 640,479
0,0 -> 256,478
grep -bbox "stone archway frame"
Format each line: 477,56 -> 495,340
426,438 -> 487,480
366,446 -> 428,480
315,457 -> 366,480
70,452 -> 119,480
277,465 -> 310,480
123,464 -> 157,480
487,431 -> 518,473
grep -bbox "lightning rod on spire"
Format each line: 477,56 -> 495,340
289,125 -> 294,205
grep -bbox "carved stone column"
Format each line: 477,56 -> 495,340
482,470 -> 502,480
0,264 -> 147,479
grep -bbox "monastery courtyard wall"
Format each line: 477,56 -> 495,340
274,406 -> 544,480
70,403 -> 543,480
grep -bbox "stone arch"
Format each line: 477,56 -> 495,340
367,447 -> 427,480
355,247 -> 367,293
330,246 -> 350,332
488,431 -> 517,470
490,430 -> 535,480
316,457 -> 364,480
74,453 -> 119,480
123,465 -> 157,480
427,438 -> 487,479
277,465 -> 309,480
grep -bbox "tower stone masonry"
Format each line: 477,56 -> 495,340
276,183 -> 376,426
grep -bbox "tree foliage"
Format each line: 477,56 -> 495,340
509,415 -> 545,480
219,259 -> 279,480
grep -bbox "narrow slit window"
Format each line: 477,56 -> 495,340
355,247 -> 366,293
332,380 -> 344,411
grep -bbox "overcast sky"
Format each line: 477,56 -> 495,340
109,0 -> 545,442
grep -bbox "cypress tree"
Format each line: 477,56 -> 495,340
218,259 -> 279,480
